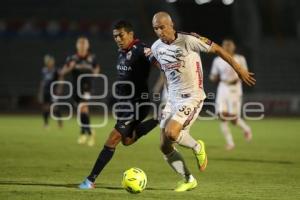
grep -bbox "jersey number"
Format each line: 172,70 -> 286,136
179,105 -> 192,116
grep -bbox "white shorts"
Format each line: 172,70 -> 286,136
216,88 -> 241,116
160,97 -> 203,131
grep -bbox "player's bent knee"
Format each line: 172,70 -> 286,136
105,139 -> 120,148
121,137 -> 135,146
165,129 -> 179,141
164,120 -> 182,141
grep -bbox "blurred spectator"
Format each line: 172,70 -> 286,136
19,19 -> 41,36
0,20 -> 7,34
46,20 -> 61,36
89,23 -> 99,36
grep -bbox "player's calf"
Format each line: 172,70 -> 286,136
105,129 -> 122,148
160,138 -> 175,155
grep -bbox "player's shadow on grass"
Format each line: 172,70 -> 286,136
0,181 -> 172,191
0,181 -> 77,188
97,185 -> 172,191
211,158 -> 294,165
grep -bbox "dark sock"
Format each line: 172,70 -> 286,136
43,111 -> 49,126
87,146 -> 115,182
134,118 -> 158,140
81,127 -> 85,134
80,113 -> 91,135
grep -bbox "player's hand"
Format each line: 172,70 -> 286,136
144,47 -> 152,57
237,67 -> 256,86
69,61 -> 76,69
144,47 -> 160,68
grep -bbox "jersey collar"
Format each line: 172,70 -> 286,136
120,39 -> 140,52
161,32 -> 178,45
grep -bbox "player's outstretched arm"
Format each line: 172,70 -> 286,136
60,63 -> 75,77
144,47 -> 160,68
209,43 -> 256,86
152,72 -> 166,94
56,63 -> 74,95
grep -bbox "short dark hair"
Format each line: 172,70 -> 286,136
112,20 -> 133,32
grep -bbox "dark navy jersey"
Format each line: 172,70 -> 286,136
65,53 -> 98,91
41,67 -> 59,92
116,39 -> 151,100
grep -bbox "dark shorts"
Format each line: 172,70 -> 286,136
43,92 -> 52,104
114,99 -> 151,138
72,85 -> 91,105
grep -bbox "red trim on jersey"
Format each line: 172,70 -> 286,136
183,101 -> 203,128
125,39 -> 140,51
196,61 -> 203,89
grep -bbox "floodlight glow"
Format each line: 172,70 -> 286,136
166,0 -> 177,3
222,0 -> 234,5
195,0 -> 212,5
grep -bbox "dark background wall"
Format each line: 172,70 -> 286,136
0,0 -> 300,114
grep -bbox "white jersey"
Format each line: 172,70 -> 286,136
151,33 -> 212,101
210,54 -> 248,96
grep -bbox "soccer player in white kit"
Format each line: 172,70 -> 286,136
210,39 -> 253,150
151,12 -> 255,192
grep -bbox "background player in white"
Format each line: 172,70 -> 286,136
210,39 -> 252,150
151,12 -> 255,192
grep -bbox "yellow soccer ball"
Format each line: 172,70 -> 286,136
121,167 -> 147,194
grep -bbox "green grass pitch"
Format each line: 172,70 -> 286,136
0,115 -> 299,200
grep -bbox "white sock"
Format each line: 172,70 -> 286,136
176,130 -> 201,153
164,150 -> 191,181
220,121 -> 234,146
186,174 -> 195,183
236,118 -> 250,132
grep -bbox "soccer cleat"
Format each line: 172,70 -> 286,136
194,140 -> 208,172
43,124 -> 50,131
79,178 -> 95,189
77,135 -> 88,144
225,143 -> 235,151
244,129 -> 253,142
174,179 -> 197,192
87,131 -> 96,147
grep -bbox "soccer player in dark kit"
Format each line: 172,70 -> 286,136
60,36 -> 100,146
38,54 -> 62,129
79,20 -> 158,189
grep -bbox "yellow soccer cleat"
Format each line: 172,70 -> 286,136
174,179 -> 198,192
194,140 -> 208,172
87,130 -> 96,147
77,135 -> 88,145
